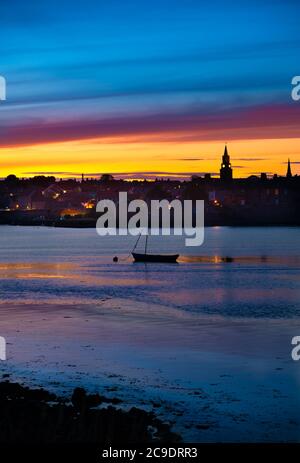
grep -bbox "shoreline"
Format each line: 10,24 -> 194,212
1,206 -> 300,228
3,300 -> 300,443
0,220 -> 300,228
0,378 -> 180,443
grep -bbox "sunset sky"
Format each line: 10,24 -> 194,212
1,0 -> 300,179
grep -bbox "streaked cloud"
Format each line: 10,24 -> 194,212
1,0 -> 300,178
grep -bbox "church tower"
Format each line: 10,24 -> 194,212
220,145 -> 233,181
286,159 -> 292,178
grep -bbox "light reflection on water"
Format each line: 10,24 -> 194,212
179,255 -> 300,264
0,226 -> 299,318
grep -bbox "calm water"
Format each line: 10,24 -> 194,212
0,226 -> 299,317
0,226 -> 300,441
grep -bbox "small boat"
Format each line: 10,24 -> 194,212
131,234 -> 179,263
132,252 -> 179,263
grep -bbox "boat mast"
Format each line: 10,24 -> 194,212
131,233 -> 142,253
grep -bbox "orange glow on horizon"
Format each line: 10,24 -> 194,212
0,135 -> 299,179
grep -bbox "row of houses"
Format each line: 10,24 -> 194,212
0,174 -> 299,216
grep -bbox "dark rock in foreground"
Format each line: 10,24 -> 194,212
0,382 -> 180,443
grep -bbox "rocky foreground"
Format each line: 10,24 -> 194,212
0,380 -> 181,443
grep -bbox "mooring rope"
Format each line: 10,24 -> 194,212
113,233 -> 143,262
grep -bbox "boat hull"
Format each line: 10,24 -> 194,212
132,252 -> 179,263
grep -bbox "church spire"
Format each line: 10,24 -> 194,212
286,159 -> 292,178
224,144 -> 229,159
220,144 -> 233,181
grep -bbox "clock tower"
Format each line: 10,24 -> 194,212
220,145 -> 233,181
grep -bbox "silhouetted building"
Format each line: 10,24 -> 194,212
220,145 -> 233,181
286,159 -> 292,178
